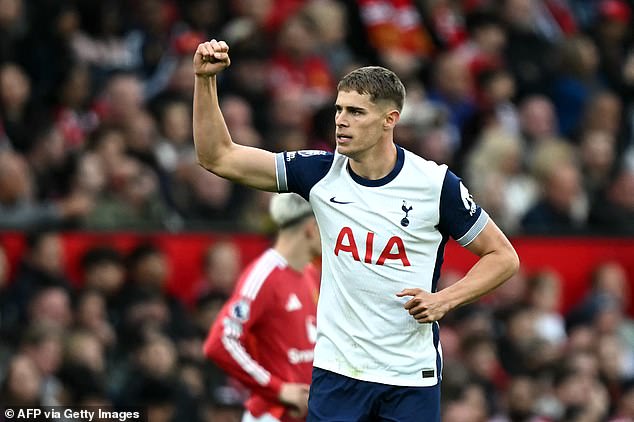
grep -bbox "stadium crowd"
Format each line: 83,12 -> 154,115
1,232 -> 633,421
0,0 -> 634,421
0,0 -> 633,234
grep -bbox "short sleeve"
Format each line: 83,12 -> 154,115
438,170 -> 489,246
275,150 -> 334,200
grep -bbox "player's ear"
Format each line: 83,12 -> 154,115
384,110 -> 400,130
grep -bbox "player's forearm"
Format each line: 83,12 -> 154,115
204,331 -> 284,401
439,247 -> 519,310
193,75 -> 233,172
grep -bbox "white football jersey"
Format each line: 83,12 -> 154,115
275,146 -> 488,387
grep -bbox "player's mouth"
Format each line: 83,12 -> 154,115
336,134 -> 352,143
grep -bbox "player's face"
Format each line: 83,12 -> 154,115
334,90 -> 391,158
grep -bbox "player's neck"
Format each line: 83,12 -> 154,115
274,235 -> 312,273
348,141 -> 398,180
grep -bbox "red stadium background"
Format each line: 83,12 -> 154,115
1,232 -> 633,315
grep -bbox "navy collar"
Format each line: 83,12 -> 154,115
347,145 -> 404,187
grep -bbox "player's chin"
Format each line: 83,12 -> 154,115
336,142 -> 354,156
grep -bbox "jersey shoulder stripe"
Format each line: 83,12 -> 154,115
275,150 -> 334,200
240,249 -> 287,300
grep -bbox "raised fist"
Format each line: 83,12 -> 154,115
193,39 -> 230,77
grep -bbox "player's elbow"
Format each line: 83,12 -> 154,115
195,145 -> 235,179
502,247 -> 520,280
202,335 -> 223,363
196,151 -> 220,173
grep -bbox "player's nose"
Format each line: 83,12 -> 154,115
335,114 -> 349,127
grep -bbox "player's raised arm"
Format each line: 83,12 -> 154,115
193,40 -> 278,191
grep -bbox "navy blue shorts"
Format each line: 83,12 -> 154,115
307,368 -> 440,422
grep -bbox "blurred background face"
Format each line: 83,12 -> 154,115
519,96 -> 556,140
161,102 -> 191,145
30,233 -> 64,275
0,0 -> 22,27
133,251 -> 168,290
0,63 -> 30,109
434,53 -> 471,101
138,336 -> 176,377
0,151 -> 31,204
5,355 -> 41,405
204,242 -> 240,293
545,164 -> 581,212
29,287 -> 73,330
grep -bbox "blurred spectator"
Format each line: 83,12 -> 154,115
19,323 -> 64,405
26,120 -> 77,202
5,231 -> 72,329
460,333 -> 505,412
0,353 -> 43,406
0,0 -> 26,64
442,381 -> 490,422
51,63 -> 99,150
219,95 -> 263,149
74,290 -> 116,349
579,129 -> 618,200
117,242 -> 188,347
522,143 -> 587,233
63,329 -> 106,376
428,51 -> 477,150
550,35 -> 602,138
579,90 -> 623,142
590,0 -> 634,96
456,9 -> 507,80
489,376 -> 541,422
188,240 -> 241,307
84,155 -> 170,230
168,160 -> 240,227
19,1 -> 81,103
499,302 -> 561,379
27,286 -> 73,331
193,291 -> 229,339
501,0 -> 557,97
116,332 -> 196,420
465,128 -> 537,233
550,367 -> 610,422
567,261 -> 634,354
423,0 -> 467,50
303,0 -> 355,79
610,380 -> 634,421
56,362 -> 108,407
80,246 -> 126,299
0,62 -> 40,153
518,95 -> 558,146
525,270 -> 566,346
95,73 -> 145,127
71,1 -> 136,76
595,332 -> 634,406
463,68 -> 520,151
154,98 -> 194,173
354,0 -> 433,80
588,166 -> 634,232
267,8 -> 334,118
0,242 -> 11,336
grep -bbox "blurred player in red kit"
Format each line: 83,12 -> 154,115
204,193 -> 321,422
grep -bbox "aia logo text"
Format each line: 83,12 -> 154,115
334,227 -> 411,266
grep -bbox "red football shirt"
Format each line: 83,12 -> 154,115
204,249 -> 318,421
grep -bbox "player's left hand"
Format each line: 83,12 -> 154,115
396,288 -> 451,323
